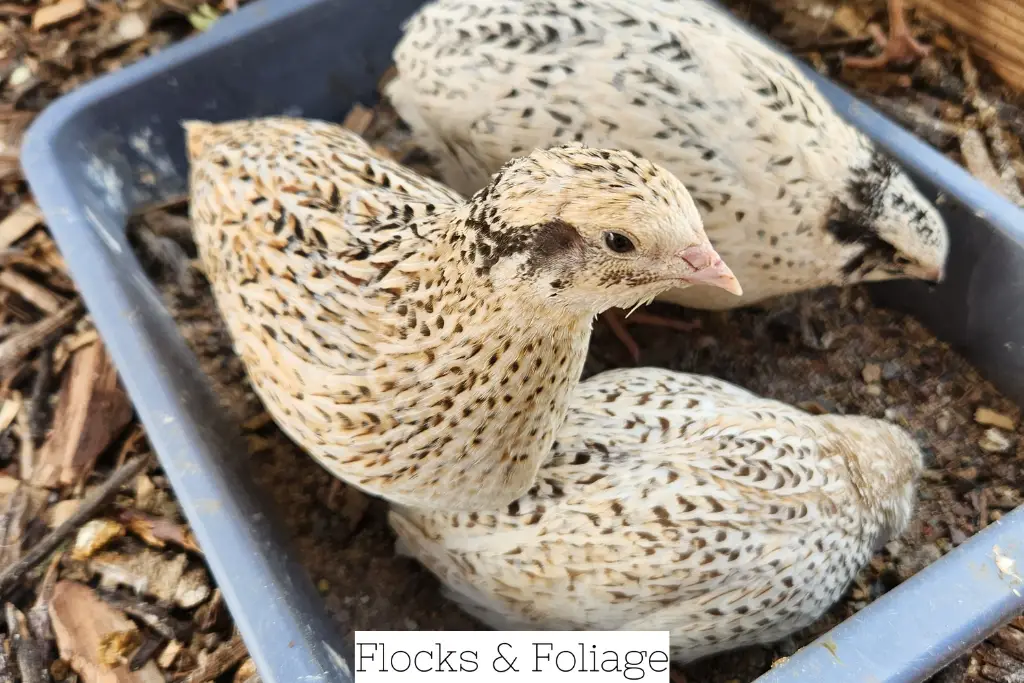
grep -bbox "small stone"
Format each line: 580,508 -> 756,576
948,526 -> 968,546
936,413 -> 952,435
116,12 -> 148,42
881,361 -> 903,381
866,385 -> 883,396
884,407 -> 908,424
974,407 -> 1017,431
862,364 -> 882,384
8,64 -> 32,87
980,428 -> 1013,453
953,467 -> 978,482
317,579 -> 330,593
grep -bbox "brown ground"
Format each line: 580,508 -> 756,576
2,1 -> 1024,682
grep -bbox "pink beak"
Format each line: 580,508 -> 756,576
677,244 -> 743,296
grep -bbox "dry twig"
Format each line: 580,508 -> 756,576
0,454 -> 152,599
33,342 -> 133,488
27,552 -> 61,642
0,485 -> 29,570
178,634 -> 246,683
868,95 -> 961,147
959,127 -> 1006,193
127,633 -> 164,673
94,590 -> 191,642
26,341 -> 53,444
5,604 -> 50,683
0,270 -> 66,315
0,301 -> 82,377
0,204 -> 43,251
0,635 -> 12,683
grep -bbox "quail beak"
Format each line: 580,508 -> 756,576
677,244 -> 743,296
923,265 -> 945,283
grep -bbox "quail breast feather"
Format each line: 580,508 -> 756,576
387,0 -> 950,312
186,117 -> 740,511
389,367 -> 924,661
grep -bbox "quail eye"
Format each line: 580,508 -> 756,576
894,255 -> 912,266
604,231 -> 636,254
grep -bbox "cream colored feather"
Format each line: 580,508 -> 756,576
186,117 -> 740,511
388,0 -> 949,312
390,367 -> 924,662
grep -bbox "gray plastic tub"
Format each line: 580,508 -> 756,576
19,1 -> 1024,682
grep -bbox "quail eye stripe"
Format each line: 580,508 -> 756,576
604,231 -> 636,253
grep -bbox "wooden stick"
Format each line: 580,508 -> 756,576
127,632 -> 165,673
0,635 -> 12,683
33,341 -> 134,488
960,127 -> 1006,193
867,95 -> 961,147
28,552 -> 61,642
960,49 -> 1024,206
0,270 -> 66,314
916,57 -> 1024,141
178,634 -> 246,683
0,486 -> 29,570
0,203 -> 43,251
0,300 -> 82,376
26,341 -> 53,444
989,621 -> 1024,660
94,590 -> 191,641
5,604 -> 48,683
0,454 -> 152,599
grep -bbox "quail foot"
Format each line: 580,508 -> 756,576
844,0 -> 931,71
186,117 -> 740,511
390,367 -> 925,663
387,0 -> 949,358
